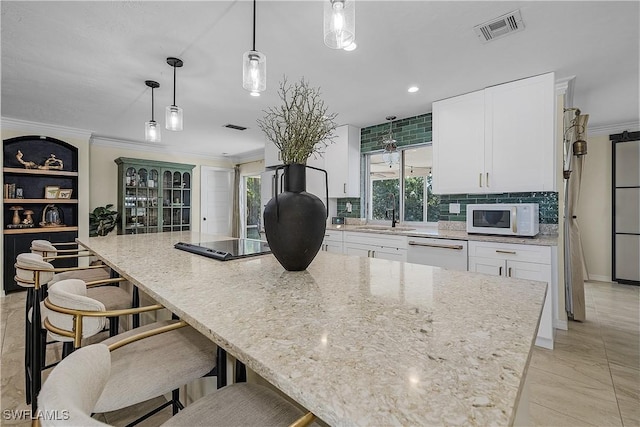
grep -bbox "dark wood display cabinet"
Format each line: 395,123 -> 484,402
3,136 -> 80,293
115,158 -> 194,235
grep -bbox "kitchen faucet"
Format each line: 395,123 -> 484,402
385,193 -> 398,228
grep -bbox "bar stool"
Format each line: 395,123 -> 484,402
37,323 -> 316,427
42,278 -> 220,423
14,253 -> 131,409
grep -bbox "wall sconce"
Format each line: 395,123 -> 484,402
144,80 -> 160,142
165,57 -> 184,131
324,0 -> 355,49
243,0 -> 266,96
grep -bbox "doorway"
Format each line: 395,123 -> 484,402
200,166 -> 233,236
241,175 -> 261,239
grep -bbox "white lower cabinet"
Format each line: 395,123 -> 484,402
321,230 -> 344,254
468,241 -> 555,349
343,232 -> 407,262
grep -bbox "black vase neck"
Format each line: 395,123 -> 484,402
284,164 -> 306,193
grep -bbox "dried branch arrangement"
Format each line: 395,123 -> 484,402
257,77 -> 338,165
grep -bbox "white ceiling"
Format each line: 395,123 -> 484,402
2,1 -> 638,162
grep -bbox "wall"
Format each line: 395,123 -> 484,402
576,133 -> 612,281
89,141 -> 233,233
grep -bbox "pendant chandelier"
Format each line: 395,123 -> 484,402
382,116 -> 400,167
243,0 -> 266,96
324,0 -> 355,49
165,57 -> 184,131
144,80 -> 161,142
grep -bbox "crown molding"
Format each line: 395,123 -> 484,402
232,148 -> 264,164
1,117 -> 92,140
588,121 -> 640,137
555,75 -> 576,106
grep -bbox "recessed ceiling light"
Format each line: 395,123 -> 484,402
408,86 -> 419,93
343,42 -> 357,52
250,91 -> 260,97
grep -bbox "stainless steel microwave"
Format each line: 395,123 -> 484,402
466,203 -> 539,236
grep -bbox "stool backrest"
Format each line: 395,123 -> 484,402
15,253 -> 55,288
31,239 -> 57,257
47,279 -> 107,340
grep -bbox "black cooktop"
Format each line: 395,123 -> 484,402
174,239 -> 271,261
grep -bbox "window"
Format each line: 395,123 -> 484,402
366,145 -> 439,224
241,175 -> 262,239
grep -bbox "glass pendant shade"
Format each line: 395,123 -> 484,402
324,0 -> 355,49
145,120 -> 161,142
243,50 -> 266,94
165,105 -> 183,131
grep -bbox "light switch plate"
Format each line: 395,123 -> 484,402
449,203 -> 461,214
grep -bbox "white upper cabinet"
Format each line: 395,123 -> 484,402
264,140 -> 283,168
432,72 -> 556,194
433,90 -> 485,194
323,125 -> 361,198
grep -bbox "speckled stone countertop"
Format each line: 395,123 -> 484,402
327,224 -> 559,246
80,232 -> 547,426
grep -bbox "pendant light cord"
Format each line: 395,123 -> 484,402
151,87 -> 155,122
252,0 -> 256,51
172,65 -> 177,107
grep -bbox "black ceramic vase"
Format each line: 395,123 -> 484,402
264,163 -> 328,271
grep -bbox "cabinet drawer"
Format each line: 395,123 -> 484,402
343,232 -> 407,249
323,230 -> 344,243
468,240 -> 551,264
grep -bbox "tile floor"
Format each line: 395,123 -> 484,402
1,281 -> 638,426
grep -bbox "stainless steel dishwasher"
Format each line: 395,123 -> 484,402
406,236 -> 468,270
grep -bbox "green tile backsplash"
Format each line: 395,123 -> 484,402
338,113 -> 559,225
438,192 -> 559,224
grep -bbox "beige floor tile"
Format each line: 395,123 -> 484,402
530,347 -> 615,390
609,362 -> 640,402
617,394 -> 640,427
529,401 -> 598,427
527,366 -> 622,426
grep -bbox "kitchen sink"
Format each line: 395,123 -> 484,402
355,225 -> 415,232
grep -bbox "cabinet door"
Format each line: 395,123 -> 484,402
324,125 -> 361,197
507,259 -> 553,348
468,256 -> 505,276
344,243 -> 371,258
485,72 -> 555,192
432,90 -> 485,194
264,140 -> 283,168
371,248 -> 407,262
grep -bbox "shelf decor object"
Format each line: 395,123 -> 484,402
257,77 -> 336,271
15,151 -> 64,170
242,0 -> 266,96
144,80 -> 161,142
165,57 -> 184,131
44,186 -> 60,199
323,0 -> 355,49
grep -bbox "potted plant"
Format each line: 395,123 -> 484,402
89,204 -> 119,237
257,77 -> 338,271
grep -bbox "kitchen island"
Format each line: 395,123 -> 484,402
79,231 -> 546,426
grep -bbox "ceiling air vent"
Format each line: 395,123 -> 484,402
223,124 -> 247,131
474,10 -> 524,43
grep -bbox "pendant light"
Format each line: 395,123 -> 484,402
324,0 -> 355,49
242,0 -> 266,96
165,57 -> 184,131
144,80 -> 161,142
382,116 -> 400,167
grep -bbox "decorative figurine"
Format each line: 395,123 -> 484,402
22,210 -> 34,225
16,151 -> 64,170
9,206 -> 23,225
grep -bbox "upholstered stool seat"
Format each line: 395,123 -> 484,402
39,335 -> 314,427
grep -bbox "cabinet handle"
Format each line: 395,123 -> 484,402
343,183 -> 346,194
479,173 -> 483,187
495,250 -> 516,255
508,267 -> 512,277
499,266 -> 503,276
486,172 -> 489,187
408,241 -> 464,250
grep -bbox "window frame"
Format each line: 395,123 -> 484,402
364,143 -> 436,227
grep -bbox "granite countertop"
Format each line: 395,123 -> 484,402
80,231 -> 547,426
327,224 -> 559,246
